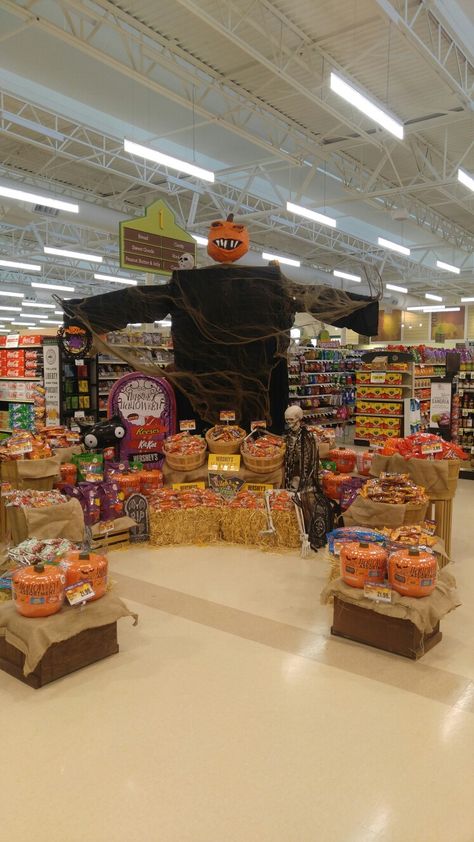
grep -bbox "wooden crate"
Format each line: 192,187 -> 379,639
0,622 -> 119,688
331,597 -> 442,660
427,498 -> 453,557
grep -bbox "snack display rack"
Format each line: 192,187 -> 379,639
288,346 -> 362,427
0,335 -> 45,436
452,369 -> 474,479
61,352 -> 98,424
98,330 -> 174,415
354,352 -> 415,445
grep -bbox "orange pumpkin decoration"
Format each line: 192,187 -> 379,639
207,213 -> 249,263
340,541 -> 387,589
63,551 -> 108,602
388,547 -> 437,598
12,562 -> 65,618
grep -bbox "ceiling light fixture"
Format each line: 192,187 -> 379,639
94,273 -> 138,286
192,235 -> 208,246
0,184 -> 79,213
1,110 -> 65,141
422,306 -> 460,313
378,237 -> 410,256
157,320 -> 172,327
461,297 -> 474,303
11,321 -> 35,326
124,139 -> 215,183
329,72 -> 404,139
406,306 -> 425,311
0,305 -> 21,312
286,201 -> 336,228
39,319 -> 63,325
22,301 -> 55,309
44,247 -> 102,263
458,168 -> 474,192
386,283 -> 408,293
262,251 -> 300,267
0,291 -> 24,299
0,259 -> 41,271
436,260 -> 460,275
425,293 -> 443,302
333,270 -> 361,282
32,282 -> 75,292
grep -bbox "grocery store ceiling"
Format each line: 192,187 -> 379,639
0,0 -> 473,313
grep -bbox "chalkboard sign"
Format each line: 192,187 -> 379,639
124,493 -> 149,542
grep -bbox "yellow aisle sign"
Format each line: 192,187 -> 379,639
119,199 -> 196,276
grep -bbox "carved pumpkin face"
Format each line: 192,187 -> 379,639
207,214 -> 249,263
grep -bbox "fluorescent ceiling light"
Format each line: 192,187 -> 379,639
1,110 -> 65,141
21,313 -> 49,320
0,259 -> 41,271
22,301 -> 55,309
127,323 -> 142,327
436,260 -> 460,274
378,237 -> 410,256
0,290 -> 24,298
0,184 -> 78,213
157,320 -> 172,327
386,283 -> 407,293
54,310 -> 63,315
124,139 -> 215,183
94,273 -> 137,286
461,297 -> 474,303
333,270 -> 361,282
406,306 -> 425,311
192,235 -> 208,246
286,201 -> 336,228
329,72 -> 404,139
458,168 -> 474,192
422,306 -> 460,313
425,293 -> 443,302
44,246 -> 102,263
12,321 -> 35,326
0,305 -> 21,312
40,319 -> 63,325
290,328 -> 301,339
262,251 -> 300,267
32,282 -> 75,292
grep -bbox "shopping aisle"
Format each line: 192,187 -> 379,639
1,483 -> 473,842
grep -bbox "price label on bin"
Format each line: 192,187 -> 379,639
364,583 -> 392,603
219,410 -> 236,422
179,420 -> 196,431
65,580 -> 95,606
207,454 -> 241,472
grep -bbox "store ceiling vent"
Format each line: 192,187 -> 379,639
33,204 -> 59,217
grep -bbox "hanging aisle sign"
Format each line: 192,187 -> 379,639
119,199 -> 196,276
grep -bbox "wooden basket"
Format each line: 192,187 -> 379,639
205,427 -> 246,454
164,448 -> 207,472
241,448 -> 285,475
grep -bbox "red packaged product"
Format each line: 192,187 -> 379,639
328,447 -> 356,473
60,462 -> 78,485
140,469 -> 163,496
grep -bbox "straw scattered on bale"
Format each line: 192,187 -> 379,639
149,507 -> 222,546
220,509 -> 300,549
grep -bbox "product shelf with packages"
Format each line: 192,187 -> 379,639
288,345 -> 363,433
452,365 -> 474,479
0,335 -> 47,436
354,350 -> 416,446
98,328 -> 173,415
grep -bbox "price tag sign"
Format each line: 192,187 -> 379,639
75,359 -> 85,366
172,482 -> 206,491
421,442 -> 443,455
65,580 -> 95,606
370,372 -> 386,384
250,420 -> 267,431
207,453 -> 241,472
6,334 -> 19,349
364,583 -> 392,603
463,409 -> 469,417
241,482 -> 273,494
459,372 -> 466,379
219,410 -> 236,422
74,410 -> 85,418
179,419 -> 196,432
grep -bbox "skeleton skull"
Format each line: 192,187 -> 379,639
285,404 -> 304,432
178,252 -> 195,270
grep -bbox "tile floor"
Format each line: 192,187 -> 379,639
1,481 -> 474,841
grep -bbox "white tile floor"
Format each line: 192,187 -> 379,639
1,481 -> 474,841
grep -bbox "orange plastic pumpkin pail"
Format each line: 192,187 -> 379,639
340,541 -> 387,589
63,551 -> 108,601
328,447 -> 356,473
388,547 -> 437,598
12,562 -> 65,618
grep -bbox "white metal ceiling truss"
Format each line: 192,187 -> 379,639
0,0 -> 473,302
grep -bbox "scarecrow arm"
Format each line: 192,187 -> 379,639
62,284 -> 174,333
291,282 -> 379,336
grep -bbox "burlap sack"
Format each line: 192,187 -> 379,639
370,453 -> 461,500
1,456 -> 61,491
343,495 -> 428,529
7,498 -> 85,544
53,445 -> 84,464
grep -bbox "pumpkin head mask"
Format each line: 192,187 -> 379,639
207,214 -> 249,263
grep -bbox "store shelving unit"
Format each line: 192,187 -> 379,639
452,370 -> 474,479
98,333 -> 174,415
288,345 -> 361,427
0,340 -> 45,434
413,362 -> 446,430
354,351 -> 415,446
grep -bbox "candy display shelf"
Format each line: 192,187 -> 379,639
354,352 -> 415,446
0,340 -> 45,433
452,371 -> 474,479
288,346 -> 362,428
